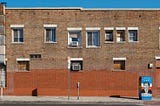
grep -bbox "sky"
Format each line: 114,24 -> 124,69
1,0 -> 160,8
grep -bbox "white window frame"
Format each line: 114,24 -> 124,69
67,28 -> 82,48
113,57 -> 126,71
44,24 -> 57,43
70,58 -> 83,71
11,25 -> 24,43
86,27 -> 100,48
104,27 -> 114,43
116,27 -> 126,43
16,58 -> 30,71
128,27 -> 138,42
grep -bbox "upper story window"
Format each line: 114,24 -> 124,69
128,27 -> 138,42
104,27 -> 114,43
30,54 -> 41,59
86,27 -> 100,48
0,35 -> 4,45
116,27 -> 126,43
0,24 -> 4,35
67,28 -> 82,48
44,24 -> 57,43
11,25 -> 24,43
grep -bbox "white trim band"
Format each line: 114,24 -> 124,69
155,56 -> 160,60
16,58 -> 30,61
67,27 -> 82,31
116,27 -> 126,30
10,25 -> 24,28
104,27 -> 114,30
70,58 -> 83,61
113,57 -> 126,60
128,27 -> 139,30
86,27 -> 101,30
43,24 -> 57,27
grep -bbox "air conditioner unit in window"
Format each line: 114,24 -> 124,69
72,63 -> 81,71
71,41 -> 78,47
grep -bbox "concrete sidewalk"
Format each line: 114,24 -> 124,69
0,96 -> 158,103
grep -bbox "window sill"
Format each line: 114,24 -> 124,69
11,42 -> 24,44
116,41 -> 126,43
44,42 -> 57,44
104,41 -> 114,44
112,69 -> 126,71
86,46 -> 101,49
71,70 -> 83,73
128,41 -> 139,43
15,70 -> 30,73
68,46 -> 82,49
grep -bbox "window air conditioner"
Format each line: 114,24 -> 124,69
71,41 -> 78,47
72,63 -> 81,71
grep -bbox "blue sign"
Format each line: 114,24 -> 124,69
139,76 -> 152,100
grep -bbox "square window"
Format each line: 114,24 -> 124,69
116,30 -> 125,42
18,61 -> 29,71
45,28 -> 56,43
71,60 -> 83,71
68,31 -> 81,47
129,30 -> 138,42
87,31 -> 100,47
114,60 -> 125,70
12,28 -> 23,43
105,30 -> 113,42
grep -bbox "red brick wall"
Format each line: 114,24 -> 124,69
4,69 -> 157,97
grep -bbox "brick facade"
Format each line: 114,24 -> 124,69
4,8 -> 160,96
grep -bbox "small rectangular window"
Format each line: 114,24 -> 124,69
46,28 -> 56,42
30,54 -> 41,59
44,25 -> 56,43
18,61 -> 29,71
105,30 -> 113,42
128,30 -> 138,42
114,60 -> 125,70
71,60 -> 83,71
113,58 -> 126,70
87,31 -> 100,47
12,28 -> 24,43
116,30 -> 125,42
68,31 -> 81,48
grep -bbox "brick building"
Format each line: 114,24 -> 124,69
1,5 -> 160,97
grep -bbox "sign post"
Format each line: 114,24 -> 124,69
77,82 -> 80,100
67,57 -> 71,100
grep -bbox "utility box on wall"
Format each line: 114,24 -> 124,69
139,76 -> 152,100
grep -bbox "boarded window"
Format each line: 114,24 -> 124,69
18,61 -> 29,71
114,60 -> 125,70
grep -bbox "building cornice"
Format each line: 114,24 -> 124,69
5,7 -> 160,11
